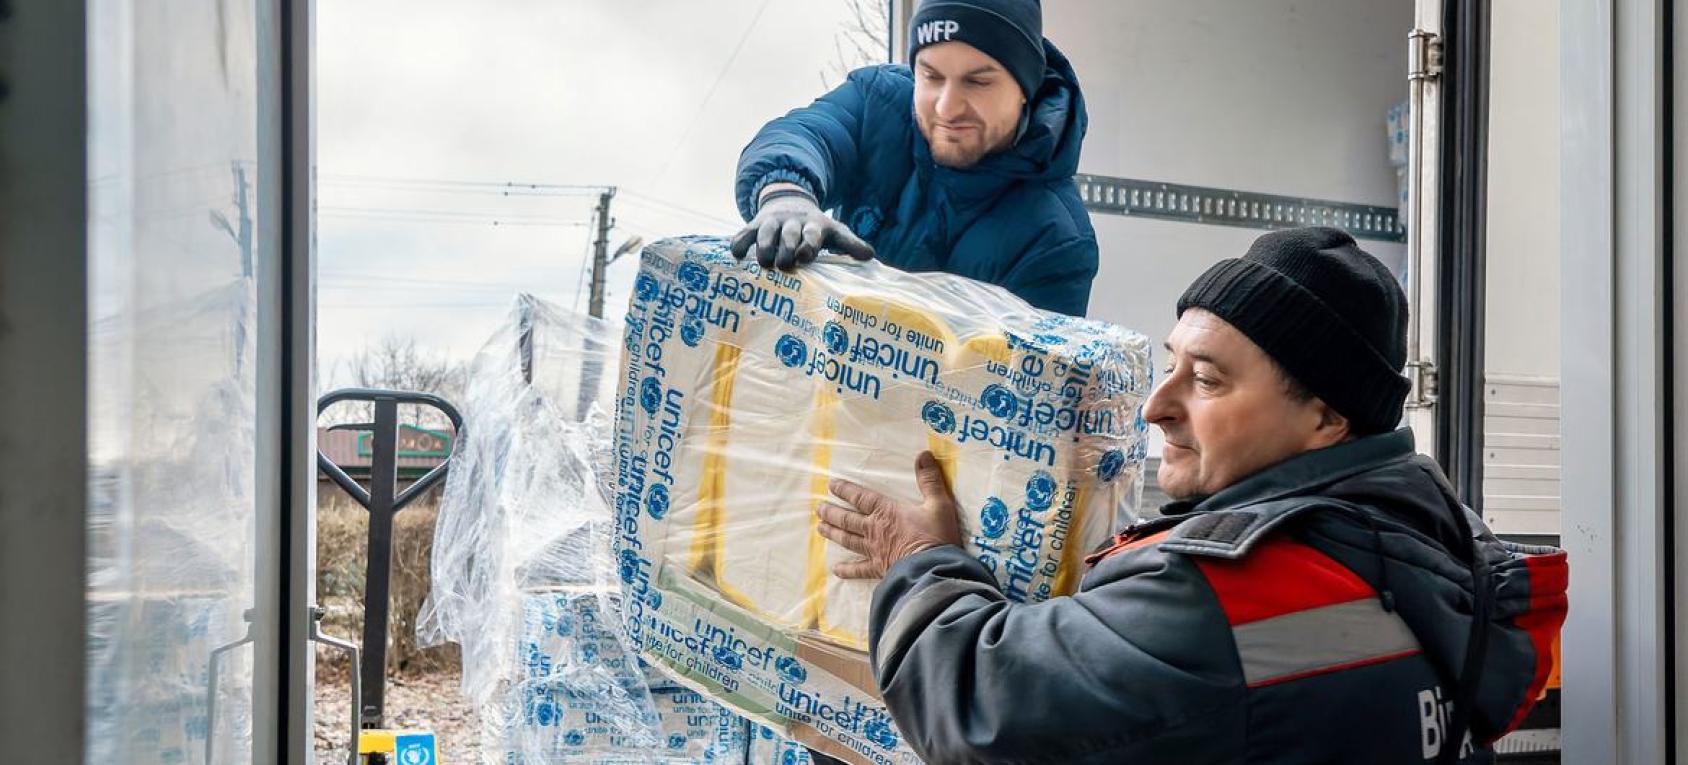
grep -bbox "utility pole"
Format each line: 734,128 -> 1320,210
577,187 -> 616,421
588,187 -> 617,319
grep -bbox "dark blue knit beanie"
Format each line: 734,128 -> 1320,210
908,0 -> 1045,101
1177,227 -> 1411,435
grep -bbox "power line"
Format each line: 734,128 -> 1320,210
321,205 -> 586,219
320,174 -> 607,194
618,189 -> 740,229
320,206 -> 592,227
318,174 -> 739,230
646,0 -> 775,187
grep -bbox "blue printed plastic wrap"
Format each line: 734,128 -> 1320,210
494,590 -> 748,764
423,296 -> 751,763
749,723 -> 817,765
611,236 -> 1152,763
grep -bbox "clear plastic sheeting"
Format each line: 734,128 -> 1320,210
87,279 -> 260,763
85,0 -> 270,757
424,296 -> 749,762
612,236 -> 1153,763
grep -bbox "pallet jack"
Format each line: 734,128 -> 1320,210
314,388 -> 462,765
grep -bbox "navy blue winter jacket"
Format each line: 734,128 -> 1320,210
734,41 -> 1098,317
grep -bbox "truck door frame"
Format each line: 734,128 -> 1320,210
1557,0 -> 1680,761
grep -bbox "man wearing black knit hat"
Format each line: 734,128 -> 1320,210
814,227 -> 1569,763
730,0 -> 1099,317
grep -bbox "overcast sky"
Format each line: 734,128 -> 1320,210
317,0 -> 887,382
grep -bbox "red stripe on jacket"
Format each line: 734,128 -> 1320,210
1193,536 -> 1375,626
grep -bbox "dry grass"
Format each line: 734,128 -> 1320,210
314,488 -> 459,680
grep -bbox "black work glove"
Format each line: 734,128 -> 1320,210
730,189 -> 875,271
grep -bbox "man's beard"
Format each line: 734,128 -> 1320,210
920,117 -> 1008,169
929,140 -> 991,168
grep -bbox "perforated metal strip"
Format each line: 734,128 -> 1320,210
1076,173 -> 1407,243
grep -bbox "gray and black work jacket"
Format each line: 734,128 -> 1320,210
868,429 -> 1567,764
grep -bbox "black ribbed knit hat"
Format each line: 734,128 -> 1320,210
908,0 -> 1045,101
1177,226 -> 1411,435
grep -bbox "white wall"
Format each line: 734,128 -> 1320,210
1484,0 -> 1562,380
1479,0 -> 1563,537
1044,0 -> 1413,354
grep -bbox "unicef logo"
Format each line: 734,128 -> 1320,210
758,726 -> 776,741
774,334 -> 808,368
398,743 -> 432,765
775,655 -> 808,685
981,384 -> 1019,419
533,700 -> 559,726
712,645 -> 744,670
822,321 -> 849,355
979,497 -> 1009,538
577,641 -> 599,665
563,730 -> 586,747
1098,449 -> 1126,482
921,401 -> 956,434
617,549 -> 641,584
781,752 -> 798,765
634,273 -> 661,302
645,590 -> 663,609
553,612 -> 574,638
677,261 -> 710,293
681,313 -> 706,347
1025,471 -> 1057,511
864,718 -> 900,750
668,733 -> 688,750
645,483 -> 670,520
639,376 -> 663,415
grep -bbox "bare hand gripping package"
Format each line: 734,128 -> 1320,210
612,236 -> 1153,763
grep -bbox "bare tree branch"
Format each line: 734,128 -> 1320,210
824,0 -> 891,88
324,335 -> 466,429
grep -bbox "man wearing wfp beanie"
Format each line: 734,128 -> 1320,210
815,227 -> 1569,763
732,0 -> 1099,317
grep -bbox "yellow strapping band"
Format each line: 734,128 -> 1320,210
688,342 -> 743,581
803,388 -> 838,631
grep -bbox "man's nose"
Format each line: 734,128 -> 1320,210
1142,378 -> 1178,426
935,85 -> 967,120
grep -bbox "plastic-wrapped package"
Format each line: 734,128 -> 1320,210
749,723 -> 817,765
492,589 -> 748,764
612,236 -> 1153,762
422,295 -> 747,763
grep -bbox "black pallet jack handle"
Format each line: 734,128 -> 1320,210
316,388 -> 462,733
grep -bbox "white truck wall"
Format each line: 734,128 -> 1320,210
1485,0 -> 1563,381
1481,0 -> 1563,536
1044,0 -> 1411,475
1045,0 -> 1412,362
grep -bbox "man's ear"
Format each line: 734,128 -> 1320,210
1308,399 -> 1352,450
